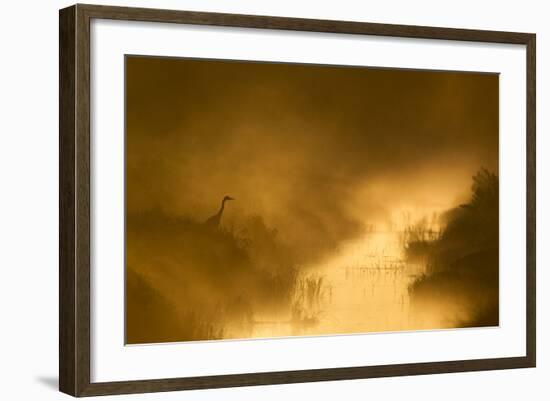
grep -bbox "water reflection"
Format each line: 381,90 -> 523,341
126,170 -> 499,344
224,230 -> 451,340
126,215 -> 493,344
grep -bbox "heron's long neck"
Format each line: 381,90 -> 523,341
217,199 -> 226,217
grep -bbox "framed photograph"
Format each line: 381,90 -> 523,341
59,4 -> 536,397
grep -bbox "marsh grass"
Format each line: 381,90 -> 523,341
290,274 -> 328,326
401,219 -> 440,262
125,210 -> 303,343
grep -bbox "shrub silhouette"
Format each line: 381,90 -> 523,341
407,169 -> 499,327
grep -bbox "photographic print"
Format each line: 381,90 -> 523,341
125,56 -> 499,345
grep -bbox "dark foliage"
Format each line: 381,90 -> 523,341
407,169 -> 499,327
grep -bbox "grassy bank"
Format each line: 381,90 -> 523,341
126,210 -> 305,343
406,169 -> 499,327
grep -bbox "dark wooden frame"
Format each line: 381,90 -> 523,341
59,3 -> 536,397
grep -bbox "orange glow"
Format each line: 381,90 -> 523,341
125,56 -> 499,344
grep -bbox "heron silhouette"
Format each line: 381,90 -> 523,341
204,196 -> 235,228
